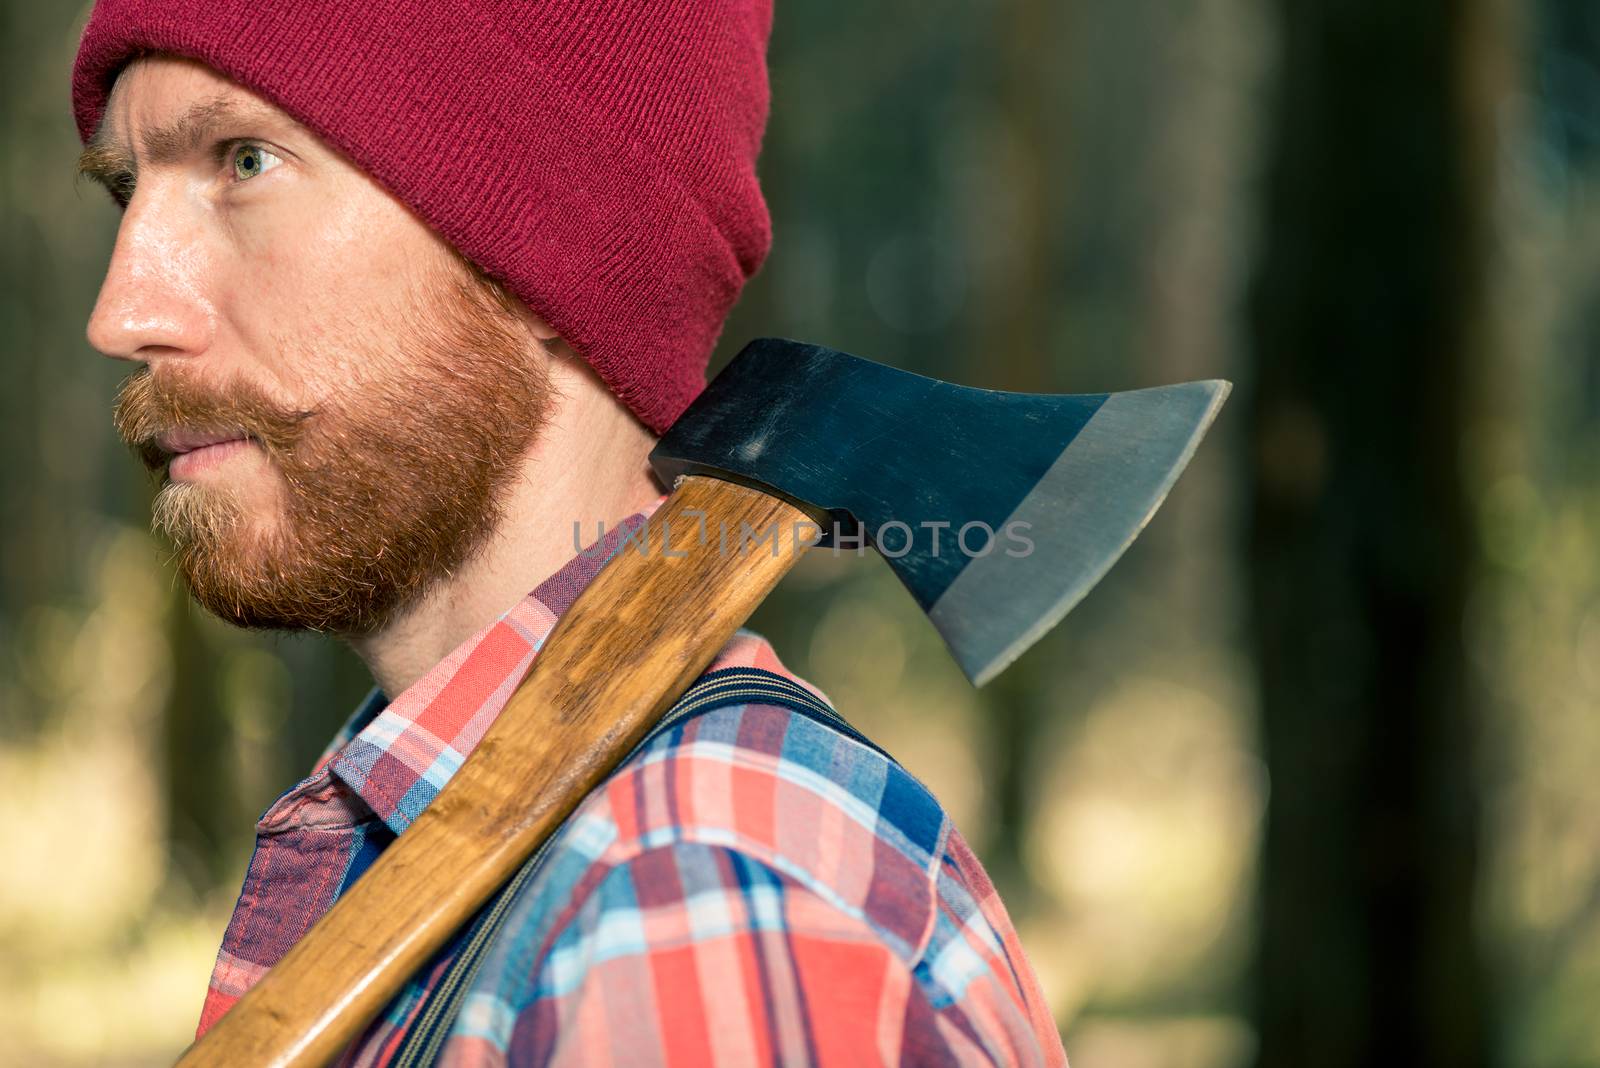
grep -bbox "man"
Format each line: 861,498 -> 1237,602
72,2 -> 1066,1064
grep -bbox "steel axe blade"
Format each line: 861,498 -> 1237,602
651,338 -> 1231,685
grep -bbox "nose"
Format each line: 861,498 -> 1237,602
86,188 -> 215,363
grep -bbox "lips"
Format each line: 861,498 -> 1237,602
153,428 -> 260,482
156,429 -> 251,456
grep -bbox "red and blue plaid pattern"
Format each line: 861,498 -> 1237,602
197,512 -> 1067,1065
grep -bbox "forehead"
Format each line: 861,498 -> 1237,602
96,55 -> 295,151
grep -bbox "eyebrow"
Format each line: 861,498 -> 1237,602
77,96 -> 290,200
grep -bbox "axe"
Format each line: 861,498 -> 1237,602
180,338 -> 1229,1066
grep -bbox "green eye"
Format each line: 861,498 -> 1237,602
230,142 -> 283,182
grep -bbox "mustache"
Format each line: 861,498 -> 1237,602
113,367 -> 319,475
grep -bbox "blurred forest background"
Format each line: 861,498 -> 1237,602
3,0 -> 1598,1064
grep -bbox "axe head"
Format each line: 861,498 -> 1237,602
650,339 -> 1229,686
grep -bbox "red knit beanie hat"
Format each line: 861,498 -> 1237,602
71,1 -> 775,433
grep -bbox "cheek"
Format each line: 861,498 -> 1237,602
303,173 -> 453,309
223,176 -> 455,386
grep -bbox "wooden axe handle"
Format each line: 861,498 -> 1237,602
179,476 -> 816,1066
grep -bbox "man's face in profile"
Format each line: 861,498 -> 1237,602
83,57 -> 552,634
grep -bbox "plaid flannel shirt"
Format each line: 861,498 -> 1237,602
197,510 -> 1066,1066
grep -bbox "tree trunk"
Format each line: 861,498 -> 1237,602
980,0 -> 1056,909
1247,0 -> 1503,1064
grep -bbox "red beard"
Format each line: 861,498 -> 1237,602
113,269 -> 552,634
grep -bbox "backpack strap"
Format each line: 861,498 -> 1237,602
392,666 -> 863,1066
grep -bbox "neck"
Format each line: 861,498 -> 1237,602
346,357 -> 663,699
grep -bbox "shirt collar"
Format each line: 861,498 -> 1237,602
324,501 -> 663,836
